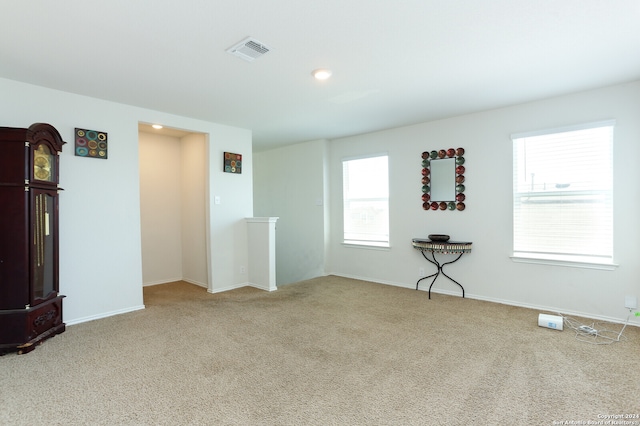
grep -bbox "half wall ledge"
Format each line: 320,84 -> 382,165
246,217 -> 279,292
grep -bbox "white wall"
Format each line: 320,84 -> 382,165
180,133 -> 208,287
256,80 -> 640,326
139,132 -> 184,284
208,134 -> 254,293
253,139 -> 329,285
0,77 -> 253,324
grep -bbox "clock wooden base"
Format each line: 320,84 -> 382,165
0,296 -> 65,355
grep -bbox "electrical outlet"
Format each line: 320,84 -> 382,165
240,266 -> 246,274
624,295 -> 637,310
419,267 -> 425,277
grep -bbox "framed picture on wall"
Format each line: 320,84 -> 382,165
75,128 -> 108,159
223,152 -> 242,174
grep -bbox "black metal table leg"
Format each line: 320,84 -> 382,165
415,250 -> 439,290
436,252 -> 465,298
416,251 -> 465,299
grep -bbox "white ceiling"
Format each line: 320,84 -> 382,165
2,1 -> 639,151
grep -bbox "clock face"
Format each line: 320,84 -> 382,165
33,145 -> 54,182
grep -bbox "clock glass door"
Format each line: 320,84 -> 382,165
33,144 -> 55,183
31,189 -> 58,304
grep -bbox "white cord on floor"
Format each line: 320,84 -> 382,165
556,311 -> 631,345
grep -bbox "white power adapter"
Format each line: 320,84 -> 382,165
538,313 -> 563,331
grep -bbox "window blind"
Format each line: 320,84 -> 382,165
512,122 -> 614,264
342,155 -> 389,247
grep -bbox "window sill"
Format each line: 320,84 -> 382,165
342,242 -> 390,251
510,254 -> 618,270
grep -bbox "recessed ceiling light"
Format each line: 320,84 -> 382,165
312,69 -> 332,80
152,124 -> 163,129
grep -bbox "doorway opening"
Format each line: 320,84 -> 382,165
138,123 -> 208,291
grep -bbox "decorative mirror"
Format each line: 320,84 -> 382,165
421,148 -> 466,211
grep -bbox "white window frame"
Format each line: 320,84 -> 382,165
511,120 -> 616,270
342,154 -> 390,248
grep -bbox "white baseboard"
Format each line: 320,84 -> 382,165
142,278 -> 183,287
208,282 -> 248,294
329,273 -> 639,327
182,278 -> 207,288
143,278 -> 207,288
466,292 -> 640,328
207,281 -> 277,294
65,305 -> 146,326
331,272 -> 414,291
248,282 -> 278,292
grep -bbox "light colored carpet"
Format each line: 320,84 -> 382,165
1,276 -> 638,425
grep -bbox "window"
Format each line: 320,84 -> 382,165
342,155 -> 389,247
512,121 -> 614,266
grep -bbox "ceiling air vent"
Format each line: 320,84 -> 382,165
226,37 -> 271,62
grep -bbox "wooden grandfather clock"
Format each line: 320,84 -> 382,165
0,123 -> 66,354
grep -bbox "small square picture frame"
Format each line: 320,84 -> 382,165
223,152 -> 242,174
75,128 -> 108,159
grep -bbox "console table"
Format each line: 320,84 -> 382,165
412,239 -> 472,299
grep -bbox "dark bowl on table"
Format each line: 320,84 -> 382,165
428,234 -> 450,242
